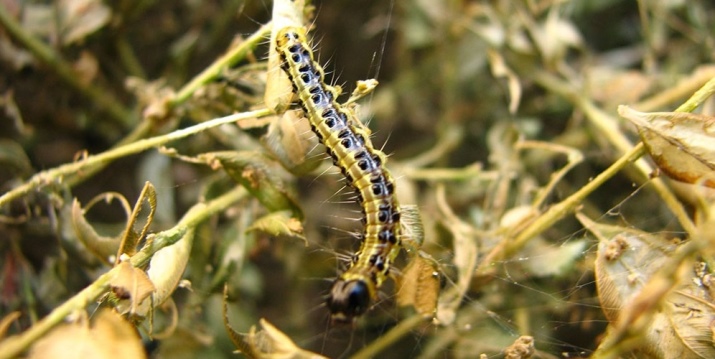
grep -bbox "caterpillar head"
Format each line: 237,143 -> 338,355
326,279 -> 371,324
275,26 -> 308,50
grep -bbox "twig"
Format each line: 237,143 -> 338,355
171,22 -> 273,107
531,72 -> 696,235
477,72 -> 715,275
0,108 -> 272,207
0,185 -> 247,359
477,142 -> 645,275
350,314 -> 429,359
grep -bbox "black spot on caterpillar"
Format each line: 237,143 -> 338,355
275,27 -> 402,324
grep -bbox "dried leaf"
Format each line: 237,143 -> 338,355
580,213 -> 709,358
579,213 -> 678,322
504,336 -> 535,359
59,0 -> 111,45
520,237 -> 587,277
203,151 -> 303,219
487,49 -> 521,114
248,211 -> 306,244
619,105 -> 715,187
223,285 -> 326,359
396,254 -> 440,317
261,110 -> 321,176
134,228 -> 195,318
400,205 -> 425,251
435,185 -> 478,325
239,319 -> 327,359
115,181 -> 157,263
111,260 -> 156,315
529,10 -> 582,65
29,309 -> 146,359
587,68 -> 654,105
265,0 -> 308,112
666,290 -> 715,358
71,197 -> 126,263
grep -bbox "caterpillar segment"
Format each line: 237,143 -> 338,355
275,27 -> 402,323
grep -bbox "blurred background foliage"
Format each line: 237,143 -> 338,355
2,0 -> 715,358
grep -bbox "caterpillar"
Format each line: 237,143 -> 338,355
275,26 -> 402,324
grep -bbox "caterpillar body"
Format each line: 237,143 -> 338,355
275,27 -> 402,324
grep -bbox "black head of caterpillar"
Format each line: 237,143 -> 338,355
275,26 -> 403,325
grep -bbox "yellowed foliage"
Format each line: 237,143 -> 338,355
397,255 -> 440,318
29,309 -> 146,359
111,260 -> 156,315
620,105 -> 715,187
580,213 -> 715,358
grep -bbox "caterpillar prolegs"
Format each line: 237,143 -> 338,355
275,27 -> 402,324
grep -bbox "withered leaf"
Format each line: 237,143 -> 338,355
71,197 -> 124,263
111,260 -> 156,315
202,151 -> 303,219
237,319 -> 327,359
619,105 -> 715,187
248,211 -> 306,244
29,309 -> 146,359
115,181 -> 157,263
666,289 -> 715,358
580,213 -> 711,358
579,213 -> 678,322
396,255 -> 440,318
134,228 -> 196,318
223,285 -> 326,359
262,110 -> 321,176
59,0 -> 111,45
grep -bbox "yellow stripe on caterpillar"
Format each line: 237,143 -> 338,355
275,26 -> 403,324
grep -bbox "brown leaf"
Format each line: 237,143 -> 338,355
504,336 -> 535,359
59,0 -> 111,45
619,105 -> 715,187
238,319 -> 327,359
223,285 -> 326,359
261,110 -> 321,176
248,211 -> 306,244
666,290 -> 715,358
203,151 -> 303,220
115,181 -> 157,263
111,260 -> 156,314
579,213 -> 710,358
396,255 -> 440,318
71,197 -> 124,263
29,309 -> 146,359
579,213 -> 678,323
134,228 -> 196,318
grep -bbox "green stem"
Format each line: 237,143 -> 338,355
0,108 -> 271,207
531,72 -> 696,235
477,143 -> 645,274
674,75 -> 715,113
0,186 -> 247,359
350,314 -> 429,359
171,22 -> 273,107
